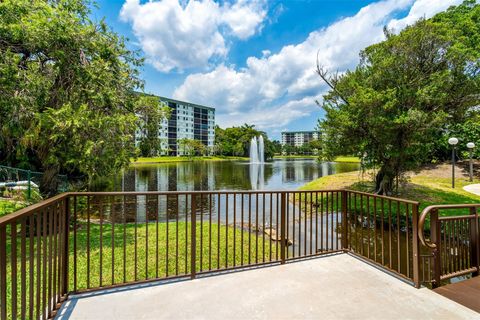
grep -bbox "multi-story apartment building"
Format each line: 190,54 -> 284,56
281,131 -> 320,147
135,96 -> 215,156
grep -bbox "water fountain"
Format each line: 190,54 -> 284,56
249,136 -> 264,164
249,136 -> 259,163
249,136 -> 265,189
258,135 -> 265,164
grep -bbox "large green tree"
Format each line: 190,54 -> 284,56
0,0 -> 151,194
136,96 -> 171,157
318,0 -> 480,194
214,124 -> 274,159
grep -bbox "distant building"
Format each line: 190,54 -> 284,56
135,96 -> 215,156
281,131 -> 320,147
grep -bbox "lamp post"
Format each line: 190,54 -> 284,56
448,137 -> 459,188
467,142 -> 475,182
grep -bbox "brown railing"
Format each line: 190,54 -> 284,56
0,189 -> 421,319
344,191 -> 420,286
418,204 -> 480,287
0,194 -> 69,320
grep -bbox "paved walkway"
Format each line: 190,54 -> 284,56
463,184 -> 480,196
56,254 -> 479,320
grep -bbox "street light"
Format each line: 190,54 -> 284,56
448,137 -> 459,188
467,142 -> 476,182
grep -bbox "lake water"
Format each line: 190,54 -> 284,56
113,159 -> 360,192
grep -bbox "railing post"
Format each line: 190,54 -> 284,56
411,203 -> 421,288
470,207 -> 479,277
280,192 -> 286,264
430,209 -> 441,288
191,194 -> 197,279
0,225 -> 7,320
62,196 -> 70,296
341,190 -> 348,250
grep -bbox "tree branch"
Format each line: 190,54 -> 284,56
316,50 -> 350,106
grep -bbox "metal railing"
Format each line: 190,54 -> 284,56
0,189 -> 421,319
418,204 -> 480,287
345,190 -> 421,286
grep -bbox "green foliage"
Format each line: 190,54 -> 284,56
433,118 -> 480,160
318,1 -> 480,194
214,124 -> 275,159
178,138 -> 207,158
270,140 -> 282,154
282,140 -> 322,156
135,96 -> 171,157
0,0 -> 149,194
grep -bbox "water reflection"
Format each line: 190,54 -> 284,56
113,159 -> 359,192
249,163 -> 265,190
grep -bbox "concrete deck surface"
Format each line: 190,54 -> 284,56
57,253 -> 479,320
464,184 -> 480,196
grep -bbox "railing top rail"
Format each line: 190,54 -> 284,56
66,189 -> 343,196
418,203 -> 480,249
344,189 -> 420,205
439,214 -> 477,221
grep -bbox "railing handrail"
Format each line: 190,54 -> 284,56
67,189 -> 343,195
418,204 -> 480,249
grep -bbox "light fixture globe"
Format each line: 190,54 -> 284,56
467,142 -> 475,149
448,137 -> 459,146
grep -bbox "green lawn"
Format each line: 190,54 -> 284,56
4,221 -> 277,319
273,155 -> 318,159
300,170 -> 480,212
333,156 -> 361,163
273,155 -> 361,163
131,156 -> 249,164
70,221 -> 277,289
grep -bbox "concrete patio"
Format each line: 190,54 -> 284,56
56,253 -> 479,320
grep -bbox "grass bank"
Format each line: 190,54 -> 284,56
300,165 -> 479,211
273,155 -> 317,159
131,156 -> 249,164
333,156 -> 361,163
273,155 -> 361,163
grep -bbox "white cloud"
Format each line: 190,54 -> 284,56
387,0 -> 463,31
173,0 -> 463,134
221,0 -> 267,39
120,0 -> 266,72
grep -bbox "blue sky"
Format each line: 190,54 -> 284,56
91,0 -> 462,140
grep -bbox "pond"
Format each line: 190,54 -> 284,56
111,159 -> 360,192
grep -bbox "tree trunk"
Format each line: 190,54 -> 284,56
375,166 -> 394,195
40,166 -> 60,197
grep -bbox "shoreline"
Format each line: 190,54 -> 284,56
298,164 -> 479,210
131,155 -> 361,165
